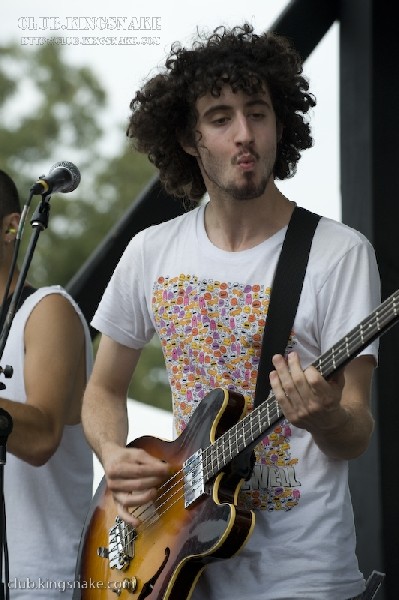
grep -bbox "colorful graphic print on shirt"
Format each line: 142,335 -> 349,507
152,274 -> 301,511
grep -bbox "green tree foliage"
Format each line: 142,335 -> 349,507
0,42 -> 155,287
0,41 -> 171,411
0,42 -> 105,173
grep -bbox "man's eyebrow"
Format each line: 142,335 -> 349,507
201,104 -> 231,119
201,98 -> 272,119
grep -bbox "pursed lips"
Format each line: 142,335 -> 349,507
233,153 -> 257,170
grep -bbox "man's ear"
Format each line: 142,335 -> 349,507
179,129 -> 200,158
179,139 -> 199,158
4,213 -> 20,235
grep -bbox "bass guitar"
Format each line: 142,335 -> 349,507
75,290 -> 399,599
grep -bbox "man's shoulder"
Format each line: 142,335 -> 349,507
317,216 -> 370,243
25,285 -> 73,307
314,215 -> 372,254
125,205 -> 201,255
25,286 -> 88,329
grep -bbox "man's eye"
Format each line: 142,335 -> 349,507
212,117 -> 229,125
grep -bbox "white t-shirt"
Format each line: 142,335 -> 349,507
93,204 -> 380,600
2,287 -> 94,599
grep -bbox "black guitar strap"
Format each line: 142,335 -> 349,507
230,206 -> 321,481
254,206 -> 321,408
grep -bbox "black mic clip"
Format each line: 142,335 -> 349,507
0,365 -> 13,390
30,194 -> 52,231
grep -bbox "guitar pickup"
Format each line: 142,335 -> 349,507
183,449 -> 205,508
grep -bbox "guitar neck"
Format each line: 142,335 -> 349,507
203,289 -> 399,481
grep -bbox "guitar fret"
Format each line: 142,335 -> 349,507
227,427 -> 233,462
238,424 -> 246,453
376,309 -> 380,332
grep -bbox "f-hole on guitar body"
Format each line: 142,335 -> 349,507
75,388 -> 256,599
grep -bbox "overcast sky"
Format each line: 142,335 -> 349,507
1,0 -> 340,219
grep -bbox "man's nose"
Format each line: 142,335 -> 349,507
233,115 -> 254,145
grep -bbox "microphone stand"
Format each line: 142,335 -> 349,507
0,193 -> 51,363
0,193 -> 52,600
0,409 -> 12,600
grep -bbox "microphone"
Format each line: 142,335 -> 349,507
31,161 -> 81,195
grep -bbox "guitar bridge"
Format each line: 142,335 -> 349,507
108,516 -> 135,571
183,449 -> 205,508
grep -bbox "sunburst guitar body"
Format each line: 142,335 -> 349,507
75,389 -> 255,599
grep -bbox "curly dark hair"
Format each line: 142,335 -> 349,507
127,24 -> 316,201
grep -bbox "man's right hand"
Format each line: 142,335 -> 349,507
102,442 -> 171,526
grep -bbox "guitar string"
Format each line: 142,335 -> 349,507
198,297 -> 396,478
122,400 -> 285,547
122,312 -> 375,542
314,297 -> 397,376
122,300 -> 394,547
121,299 -> 395,546
122,397 -> 286,548
135,294 -> 396,516
128,468 -> 186,522
213,297 -> 399,469
124,398 -> 280,534
118,297 -> 398,549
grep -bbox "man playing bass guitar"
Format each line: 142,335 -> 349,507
82,24 -> 380,600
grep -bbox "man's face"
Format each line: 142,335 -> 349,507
190,85 -> 279,201
0,213 -> 19,267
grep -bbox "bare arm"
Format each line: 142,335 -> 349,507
0,293 -> 87,466
82,334 -> 169,525
270,352 -> 375,460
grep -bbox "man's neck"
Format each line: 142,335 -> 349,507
0,267 -> 20,305
203,185 -> 294,252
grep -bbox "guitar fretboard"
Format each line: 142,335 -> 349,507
202,289 -> 399,482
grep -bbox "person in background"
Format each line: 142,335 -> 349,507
0,168 -> 93,598
82,25 -> 380,600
